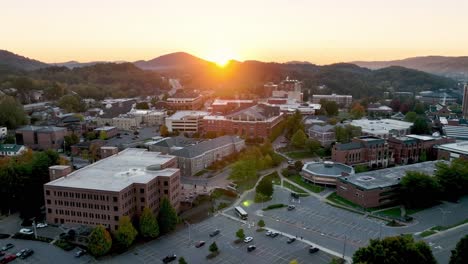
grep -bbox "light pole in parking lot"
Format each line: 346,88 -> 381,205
184,220 -> 191,245
342,235 -> 347,260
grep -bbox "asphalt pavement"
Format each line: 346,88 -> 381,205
423,224 -> 468,264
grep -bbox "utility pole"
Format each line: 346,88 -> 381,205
32,218 -> 37,239
342,235 -> 347,259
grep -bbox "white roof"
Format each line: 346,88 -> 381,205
350,119 -> 412,134
212,99 -> 254,106
167,111 -> 210,120
46,148 -> 178,192
436,141 -> 468,155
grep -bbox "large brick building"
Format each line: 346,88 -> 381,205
166,91 -> 203,110
15,125 -> 67,150
202,104 -> 284,140
336,161 -> 446,208
165,111 -> 210,133
44,148 -> 181,231
210,99 -> 256,114
332,136 -> 392,169
436,142 -> 468,161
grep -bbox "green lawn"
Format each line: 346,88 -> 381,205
420,230 -> 437,237
283,181 -> 309,196
326,192 -> 363,210
378,207 -> 402,218
286,151 -> 315,160
431,218 -> 468,231
289,174 -> 324,193
263,172 -> 281,185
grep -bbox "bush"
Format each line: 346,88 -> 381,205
206,251 -> 220,259
53,239 -> 75,251
262,204 -> 286,211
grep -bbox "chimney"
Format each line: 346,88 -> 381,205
49,165 -> 72,181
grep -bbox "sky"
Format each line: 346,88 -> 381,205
2,0 -> 468,65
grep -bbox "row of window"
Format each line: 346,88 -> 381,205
46,190 -> 118,202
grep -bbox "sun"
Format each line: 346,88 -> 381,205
206,49 -> 237,67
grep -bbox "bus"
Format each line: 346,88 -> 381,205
234,206 -> 248,220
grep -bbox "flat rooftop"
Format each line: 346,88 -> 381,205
46,148 -> 178,192
341,161 -> 447,190
350,119 -> 412,134
302,162 -> 354,178
436,141 -> 468,155
167,111 -> 210,120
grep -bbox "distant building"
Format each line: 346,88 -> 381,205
15,125 -> 67,150
418,90 -> 458,105
463,84 -> 468,119
0,144 -> 27,157
70,139 -> 106,158
267,100 -> 321,115
149,136 -> 245,176
301,161 -> 354,186
332,136 -> 391,169
166,91 -> 203,110
0,127 -> 7,139
44,148 -> 181,230
210,99 -> 256,114
442,125 -> 468,140
350,119 -> 413,139
165,111 -> 210,133
308,125 -> 336,147
94,126 -> 118,139
311,94 -> 353,107
367,103 -> 392,117
336,161 -> 446,208
436,141 -> 468,161
95,99 -> 136,128
202,104 -> 284,140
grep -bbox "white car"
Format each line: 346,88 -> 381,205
19,228 -> 33,235
244,236 -> 253,243
265,230 -> 273,236
36,223 -> 48,228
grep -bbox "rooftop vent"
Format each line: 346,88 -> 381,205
324,161 -> 334,168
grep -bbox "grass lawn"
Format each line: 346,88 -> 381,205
286,151 -> 315,160
431,218 -> 468,231
406,207 -> 427,215
233,176 -> 259,193
378,207 -> 402,218
289,174 -> 324,193
326,192 -> 363,210
263,172 -> 281,185
283,181 -> 309,196
254,193 -> 272,203
420,230 -> 437,237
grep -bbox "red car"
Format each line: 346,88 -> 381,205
1,255 -> 17,264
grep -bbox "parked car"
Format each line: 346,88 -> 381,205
244,236 -> 253,243
287,237 -> 296,244
1,244 -> 14,251
15,249 -> 26,257
270,232 -> 279,238
19,229 -> 33,235
20,249 -> 33,259
0,252 -> 4,257
0,254 -> 16,264
162,254 -> 177,263
75,249 -> 87,257
195,241 -> 205,248
247,245 -> 256,252
309,246 -> 319,254
209,229 -> 220,237
265,230 -> 273,236
287,205 -> 296,211
36,223 -> 47,228
290,192 -> 299,199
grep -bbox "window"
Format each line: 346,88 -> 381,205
48,208 -> 52,213
114,206 -> 118,212
140,188 -> 144,194
113,196 -> 118,202
164,181 -> 168,186
164,190 -> 168,194
140,198 -> 145,203
46,190 -> 50,196
46,199 -> 51,205
114,216 -> 119,221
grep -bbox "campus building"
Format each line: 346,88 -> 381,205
202,104 -> 284,140
44,148 -> 181,231
166,91 -> 203,110
350,119 -> 413,139
436,141 -> 468,161
210,99 -> 256,114
165,111 -> 210,133
0,144 -> 27,157
311,94 -> 353,107
301,161 -> 354,186
15,125 -> 67,150
332,136 -> 391,169
336,161 -> 446,208
308,125 -> 336,147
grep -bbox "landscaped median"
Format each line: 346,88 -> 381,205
282,181 -> 309,196
419,218 -> 468,237
262,204 -> 286,211
287,174 -> 324,193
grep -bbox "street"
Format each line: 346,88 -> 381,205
423,224 -> 468,264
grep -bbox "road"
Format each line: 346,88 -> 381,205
423,224 -> 468,264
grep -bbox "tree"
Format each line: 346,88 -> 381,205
291,130 -> 307,148
400,171 -> 440,209
305,139 -> 321,154
58,94 -> 86,113
99,130 -> 108,140
413,103 -> 425,115
285,111 -> 304,139
257,219 -> 265,228
236,228 -> 245,240
88,225 -> 112,257
209,242 -> 219,253
289,260 -> 298,264
178,257 -> 188,264
450,235 -> 468,264
160,125 -> 169,137
86,131 -> 97,141
404,111 -> 418,122
64,133 -> 79,151
294,160 -> 303,172
419,150 -> 427,162
435,159 -> 468,201
0,96 -> 27,129
135,102 -> 149,109
139,207 -> 159,238
335,125 -> 362,143
158,197 -> 178,234
44,83 -> 66,100
114,216 -> 138,249
321,100 -> 339,116
256,176 -> 273,197
411,117 -> 430,134
350,103 -> 366,119
353,235 -> 437,264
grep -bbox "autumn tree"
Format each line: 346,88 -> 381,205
291,130 -> 307,148
88,225 -> 112,257
139,207 -> 159,238
350,103 -> 365,119
114,216 -> 138,249
0,95 -> 27,128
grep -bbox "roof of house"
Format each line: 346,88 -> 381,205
16,125 -> 66,133
150,136 -> 199,148
99,99 -> 136,118
309,124 -> 335,133
226,104 -> 280,120
0,144 -> 24,153
171,135 -> 244,158
436,141 -> 468,155
302,161 -> 354,178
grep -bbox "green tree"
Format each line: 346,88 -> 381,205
209,242 -> 219,253
99,130 -> 108,140
58,94 -> 86,113
289,260 -> 298,264
236,228 -> 245,240
335,125 -> 362,143
114,216 -> 138,249
353,235 -> 436,264
350,103 -> 366,119
404,111 -> 418,122
0,95 -> 27,129
285,111 -> 304,139
305,139 -> 321,154
413,103 -> 425,115
139,207 -> 159,238
401,171 -> 440,209
450,235 -> 468,264
64,133 -> 80,151
321,100 -> 339,116
294,160 -> 304,172
88,225 -> 112,257
257,219 -> 265,228
435,159 -> 468,201
158,197 -> 178,234
44,83 -> 66,100
86,131 -> 97,140
160,124 -> 169,137
178,257 -> 188,264
419,150 -> 427,162
291,130 -> 307,148
135,102 -> 149,109
256,176 -> 273,197
411,117 -> 430,134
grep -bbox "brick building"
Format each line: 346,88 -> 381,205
336,161 -> 446,208
436,142 -> 468,161
202,104 -> 284,140
210,99 -> 256,114
387,135 -> 455,165
166,91 -> 203,110
308,125 -> 336,147
301,161 -> 354,186
44,148 -> 181,231
332,136 -> 391,169
15,125 -> 67,150
165,111 -> 210,133
311,94 -> 353,107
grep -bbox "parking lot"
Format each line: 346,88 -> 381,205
108,215 -> 335,264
